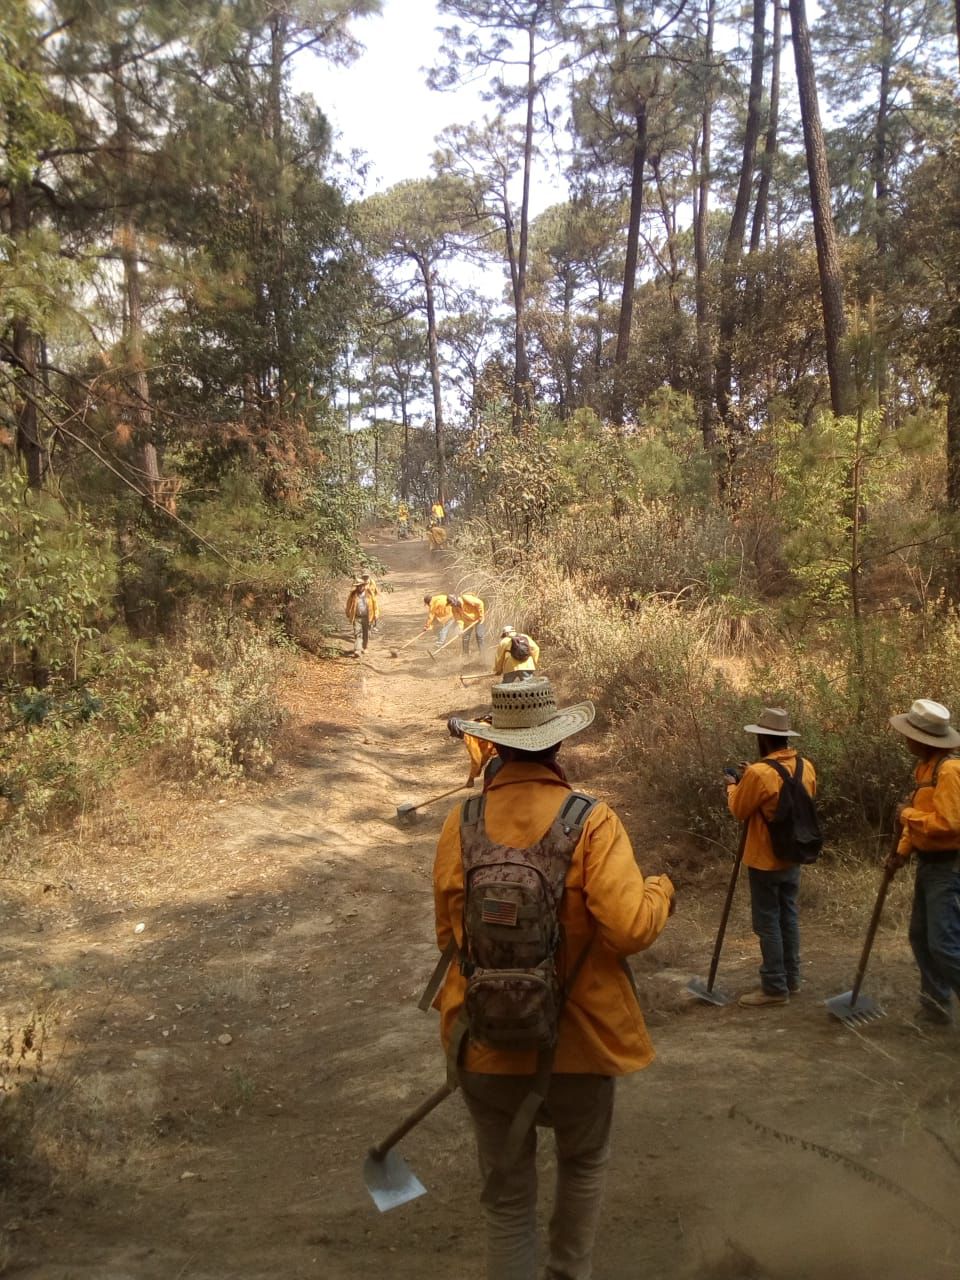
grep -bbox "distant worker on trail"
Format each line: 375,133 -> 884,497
493,625 -> 540,679
429,678 -> 676,1280
887,698 -> 960,1026
345,576 -> 379,659
427,523 -> 447,553
451,592 -> 486,656
431,498 -> 445,525
724,707 -> 820,1007
447,715 -> 500,789
423,593 -> 456,648
397,501 -> 410,539
359,572 -> 379,629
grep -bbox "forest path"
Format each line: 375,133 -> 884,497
2,534 -> 959,1279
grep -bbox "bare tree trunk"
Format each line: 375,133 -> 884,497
422,260 -> 445,504
695,0 -> 717,456
750,0 -> 781,252
715,0 -> 766,428
511,22 -> 537,426
611,94 -> 648,427
789,0 -> 855,417
9,186 -> 46,488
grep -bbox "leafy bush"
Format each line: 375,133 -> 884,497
149,613 -> 289,787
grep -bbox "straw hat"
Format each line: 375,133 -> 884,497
458,678 -> 594,751
890,699 -> 960,749
743,707 -> 799,738
501,625 -> 516,638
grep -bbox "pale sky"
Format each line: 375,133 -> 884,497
295,1 -> 492,192
293,0 -> 568,209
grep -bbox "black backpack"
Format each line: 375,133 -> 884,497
762,757 -> 822,865
510,633 -> 532,661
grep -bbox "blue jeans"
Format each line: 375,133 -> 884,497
748,866 -> 801,996
435,619 -> 456,647
908,859 -> 960,1016
462,621 -> 486,654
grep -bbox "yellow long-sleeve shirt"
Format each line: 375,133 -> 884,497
493,634 -> 540,675
424,594 -> 453,628
433,762 -> 675,1076
345,586 -> 379,624
452,594 -> 484,629
463,732 -> 498,785
897,753 -> 960,857
726,749 -> 817,871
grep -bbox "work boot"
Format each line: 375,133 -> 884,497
788,978 -> 802,994
738,989 -> 789,1008
917,994 -> 952,1026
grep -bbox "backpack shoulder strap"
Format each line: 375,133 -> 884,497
913,752 -> 959,796
761,757 -> 794,787
556,790 -> 597,836
461,793 -> 485,830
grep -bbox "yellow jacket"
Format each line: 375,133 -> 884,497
463,733 -> 498,785
493,634 -> 539,675
432,502 -> 444,520
424,594 -> 453,628
453,593 -> 484,628
726,749 -> 817,871
433,762 -> 675,1076
345,586 -> 379,624
897,753 -> 960,856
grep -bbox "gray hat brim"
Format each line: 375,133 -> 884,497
459,701 -> 595,751
744,722 -> 799,738
889,713 -> 960,749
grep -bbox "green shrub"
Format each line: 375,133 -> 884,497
149,613 -> 289,787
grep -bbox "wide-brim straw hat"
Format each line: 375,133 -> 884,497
890,698 -> 960,749
459,677 -> 594,751
744,706 -> 799,738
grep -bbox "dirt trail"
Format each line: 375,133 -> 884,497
1,536 -> 958,1279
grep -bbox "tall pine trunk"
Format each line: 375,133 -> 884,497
750,0 -> 781,252
9,185 -> 46,488
789,0 -> 855,417
695,0 -> 717,456
715,0 -> 766,430
611,94 -> 648,428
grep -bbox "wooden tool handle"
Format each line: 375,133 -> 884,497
705,822 -> 748,993
370,1085 -> 454,1160
849,831 -> 900,1004
414,783 -> 469,811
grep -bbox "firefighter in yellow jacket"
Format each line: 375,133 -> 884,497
427,523 -> 447,552
493,625 -> 539,678
888,698 -> 960,1025
432,678 -> 675,1279
345,577 -> 379,658
450,592 -> 485,656
423,593 -> 456,648
725,706 -> 817,1008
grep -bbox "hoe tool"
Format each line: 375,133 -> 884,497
363,1084 -> 453,1212
687,822 -> 748,1006
825,836 -> 899,1025
389,631 -> 426,659
396,782 -> 469,820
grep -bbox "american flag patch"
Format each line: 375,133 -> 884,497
481,897 -> 518,927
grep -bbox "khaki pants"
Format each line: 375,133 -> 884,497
459,1071 -> 614,1280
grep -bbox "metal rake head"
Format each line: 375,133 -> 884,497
825,990 -> 886,1025
687,976 -> 732,1007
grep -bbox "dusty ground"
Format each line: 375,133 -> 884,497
0,536 -> 958,1279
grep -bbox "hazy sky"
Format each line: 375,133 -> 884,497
295,1 -> 493,191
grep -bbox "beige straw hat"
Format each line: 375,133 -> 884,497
890,698 -> 960,749
743,707 -> 799,738
458,678 -> 594,751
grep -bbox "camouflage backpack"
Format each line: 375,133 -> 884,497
457,789 -> 596,1052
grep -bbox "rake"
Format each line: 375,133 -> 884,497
388,631 -> 426,658
825,844 -> 898,1026
687,822 -> 748,1006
